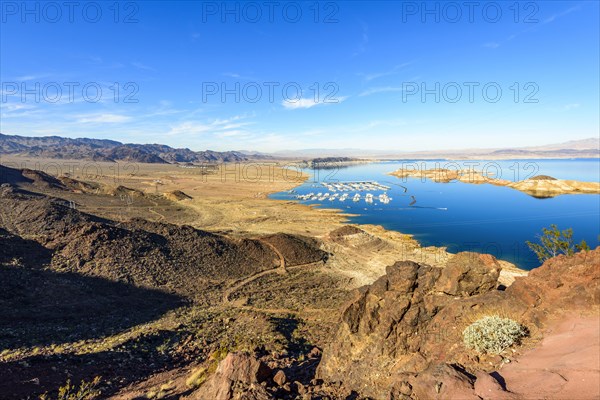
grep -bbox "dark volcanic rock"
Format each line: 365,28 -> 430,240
260,233 -> 328,266
106,144 -> 168,163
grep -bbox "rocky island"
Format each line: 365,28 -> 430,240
389,168 -> 600,198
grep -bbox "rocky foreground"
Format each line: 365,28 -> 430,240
184,249 -> 599,399
389,168 -> 600,198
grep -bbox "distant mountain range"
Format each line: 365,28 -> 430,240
273,138 -> 600,159
0,133 -> 270,164
0,133 -> 598,162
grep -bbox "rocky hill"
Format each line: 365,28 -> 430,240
0,133 -> 261,164
119,247 -> 598,400
316,249 -> 599,399
0,165 -> 327,299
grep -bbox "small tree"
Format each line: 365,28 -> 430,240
526,224 -> 590,262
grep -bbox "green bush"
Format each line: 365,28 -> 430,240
526,224 -> 590,263
463,316 -> 527,355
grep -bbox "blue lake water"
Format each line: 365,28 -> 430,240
271,159 -> 600,270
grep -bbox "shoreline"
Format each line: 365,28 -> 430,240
268,165 -> 528,286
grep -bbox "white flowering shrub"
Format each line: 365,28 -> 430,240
463,315 -> 527,355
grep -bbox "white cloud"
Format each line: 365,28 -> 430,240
132,62 -> 156,72
167,121 -> 212,136
282,96 -> 347,110
167,114 -> 254,136
359,62 -> 412,82
359,86 -> 404,97
222,72 -> 255,81
542,5 -> 580,24
563,103 -> 580,110
15,75 -> 37,81
76,113 -> 131,123
0,104 -> 35,112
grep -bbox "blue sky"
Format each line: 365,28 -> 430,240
1,1 -> 598,152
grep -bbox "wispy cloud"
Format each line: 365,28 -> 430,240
15,75 -> 38,81
75,113 -> 132,123
359,86 -> 405,97
132,62 -> 156,72
167,114 -> 254,136
563,103 -> 580,111
11,73 -> 54,81
0,104 -> 35,112
352,23 -> 369,56
282,96 -> 348,110
542,5 -> 581,24
222,72 -> 255,81
359,62 -> 412,82
485,4 -> 582,48
0,104 -> 43,119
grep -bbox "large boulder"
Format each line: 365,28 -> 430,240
317,254 -> 501,399
436,252 -> 501,296
192,352 -> 272,400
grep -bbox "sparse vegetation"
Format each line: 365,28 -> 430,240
463,315 -> 527,355
186,366 -> 209,388
527,224 -> 590,262
39,376 -> 102,400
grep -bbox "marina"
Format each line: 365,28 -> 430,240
295,181 -> 393,205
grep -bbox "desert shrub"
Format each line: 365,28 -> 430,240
39,376 -> 102,400
186,366 -> 209,388
463,316 -> 527,355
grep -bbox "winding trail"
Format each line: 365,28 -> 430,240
147,199 -> 166,221
222,239 -> 326,304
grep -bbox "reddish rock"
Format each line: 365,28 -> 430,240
308,347 -> 322,358
192,352 -> 271,399
499,316 -> 600,400
318,248 -> 600,399
436,252 -> 501,296
273,369 -> 286,386
473,371 -> 517,399
317,256 -> 501,399
408,364 -> 480,400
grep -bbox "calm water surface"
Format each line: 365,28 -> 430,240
271,159 -> 600,270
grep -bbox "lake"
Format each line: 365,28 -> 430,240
271,159 -> 600,270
